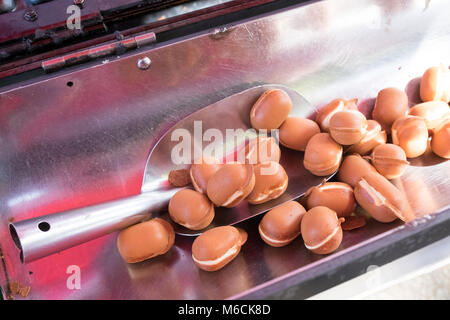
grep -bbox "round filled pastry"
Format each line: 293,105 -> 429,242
168,189 -> 215,230
369,143 -> 409,179
391,115 -> 429,158
191,226 -> 247,272
250,89 -> 292,130
329,109 -> 368,145
315,98 -> 358,132
305,181 -> 355,218
301,206 -> 344,255
117,218 -> 175,263
354,171 -> 409,223
337,154 -> 377,187
246,161 -> 288,205
206,162 -> 255,207
279,117 -> 320,151
190,156 -> 223,194
372,87 -> 408,134
258,201 -> 306,247
303,133 -> 343,176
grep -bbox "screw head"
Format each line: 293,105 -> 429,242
137,57 -> 151,70
73,0 -> 85,8
24,9 -> 38,22
210,26 -> 231,40
213,26 -> 228,35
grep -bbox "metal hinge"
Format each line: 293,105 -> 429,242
41,31 -> 156,72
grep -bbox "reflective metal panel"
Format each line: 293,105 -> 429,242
8,84 -> 327,262
1,0 -> 449,299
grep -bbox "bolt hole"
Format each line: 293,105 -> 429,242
38,222 -> 50,232
66,81 -> 73,87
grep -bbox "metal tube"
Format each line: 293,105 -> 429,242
9,189 -> 179,263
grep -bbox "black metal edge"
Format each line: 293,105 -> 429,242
153,0 -> 316,43
235,207 -> 450,299
0,244 -> 9,300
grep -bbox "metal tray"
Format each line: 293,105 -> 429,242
1,0 -> 449,299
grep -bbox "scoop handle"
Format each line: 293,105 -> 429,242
9,189 -> 180,263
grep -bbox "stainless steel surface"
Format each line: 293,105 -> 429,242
9,84 -> 323,262
145,84 -> 326,235
0,0 -> 449,299
9,191 -> 178,263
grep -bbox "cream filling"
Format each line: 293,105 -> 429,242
192,244 -> 238,266
358,179 -> 386,206
371,156 -> 409,166
358,179 -> 405,220
358,127 -> 379,144
321,101 -> 344,129
245,137 -> 273,163
190,171 -> 203,193
304,225 -> 341,250
316,183 -> 352,192
360,124 -> 368,137
222,190 -> 244,206
258,225 -> 299,245
252,179 -> 288,202
329,110 -> 368,136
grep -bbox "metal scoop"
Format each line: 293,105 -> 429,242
10,84 -> 333,263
